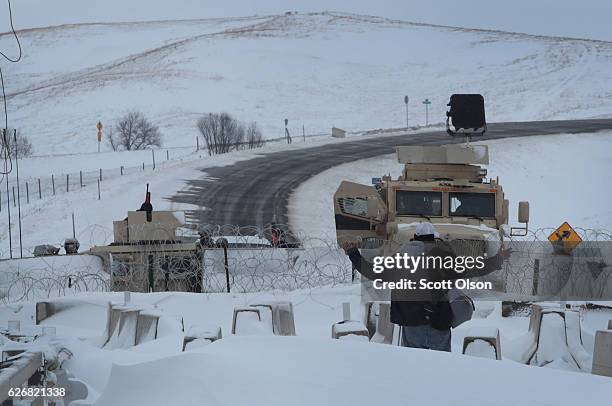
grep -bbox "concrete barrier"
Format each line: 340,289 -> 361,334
104,303 -> 183,348
105,308 -> 141,349
36,301 -> 52,325
104,304 -> 136,345
251,302 -> 296,336
523,304 -> 554,364
183,327 -> 223,351
364,301 -> 390,339
135,312 -> 160,345
592,330 -> 612,377
232,307 -> 274,335
331,127 -> 346,138
565,310 -> 592,371
332,320 -> 369,340
370,302 -> 394,344
462,327 -> 502,360
526,305 -> 592,370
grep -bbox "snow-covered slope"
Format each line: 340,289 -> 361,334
7,0 -> 612,41
3,12 -> 612,154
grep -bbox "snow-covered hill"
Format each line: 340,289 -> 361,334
3,11 -> 612,155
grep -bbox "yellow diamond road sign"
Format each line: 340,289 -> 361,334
548,221 -> 582,251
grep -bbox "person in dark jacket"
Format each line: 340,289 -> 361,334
343,222 -> 510,351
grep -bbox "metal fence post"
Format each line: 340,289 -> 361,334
66,174 -> 69,192
99,168 -> 102,182
38,178 -> 41,199
223,245 -> 230,293
80,170 -> 83,188
120,166 -> 124,176
148,254 -> 154,292
12,186 -> 16,207
97,178 -> 101,200
26,183 -> 29,204
52,174 -> 55,195
532,259 -> 540,296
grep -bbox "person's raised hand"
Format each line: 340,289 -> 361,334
498,247 -> 512,261
341,240 -> 358,253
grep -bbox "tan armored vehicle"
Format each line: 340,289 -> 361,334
334,94 -> 530,253
334,144 -> 530,250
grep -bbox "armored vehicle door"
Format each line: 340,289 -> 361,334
333,181 -> 386,245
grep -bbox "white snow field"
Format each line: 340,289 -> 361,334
289,131 -> 612,240
2,11 -> 612,155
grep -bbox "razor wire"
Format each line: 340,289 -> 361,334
0,253 -> 109,304
0,223 -> 610,304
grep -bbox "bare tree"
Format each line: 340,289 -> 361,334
3,129 -> 33,158
196,113 -> 266,155
246,122 -> 265,149
109,112 -> 162,151
196,113 -> 245,155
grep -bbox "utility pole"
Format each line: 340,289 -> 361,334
13,130 -> 22,258
97,121 -> 103,153
3,130 -> 12,259
422,98 -> 431,126
404,95 -> 409,128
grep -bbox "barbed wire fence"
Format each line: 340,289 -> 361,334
0,224 -> 610,305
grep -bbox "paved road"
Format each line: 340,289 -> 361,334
170,118 -> 612,234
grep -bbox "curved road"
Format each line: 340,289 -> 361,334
170,119 -> 612,234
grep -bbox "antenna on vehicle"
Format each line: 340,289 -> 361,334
138,183 -> 153,222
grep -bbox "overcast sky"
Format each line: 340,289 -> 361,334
1,0 -> 612,41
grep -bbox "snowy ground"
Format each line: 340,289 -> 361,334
0,288 -> 610,405
289,131 -> 612,240
2,12 -> 612,155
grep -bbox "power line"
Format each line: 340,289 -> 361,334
0,0 -> 23,176
1,0 -> 22,258
0,0 -> 21,63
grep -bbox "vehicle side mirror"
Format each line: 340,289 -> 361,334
518,201 -> 530,224
367,197 -> 379,218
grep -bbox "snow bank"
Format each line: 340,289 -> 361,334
94,335 -> 612,406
